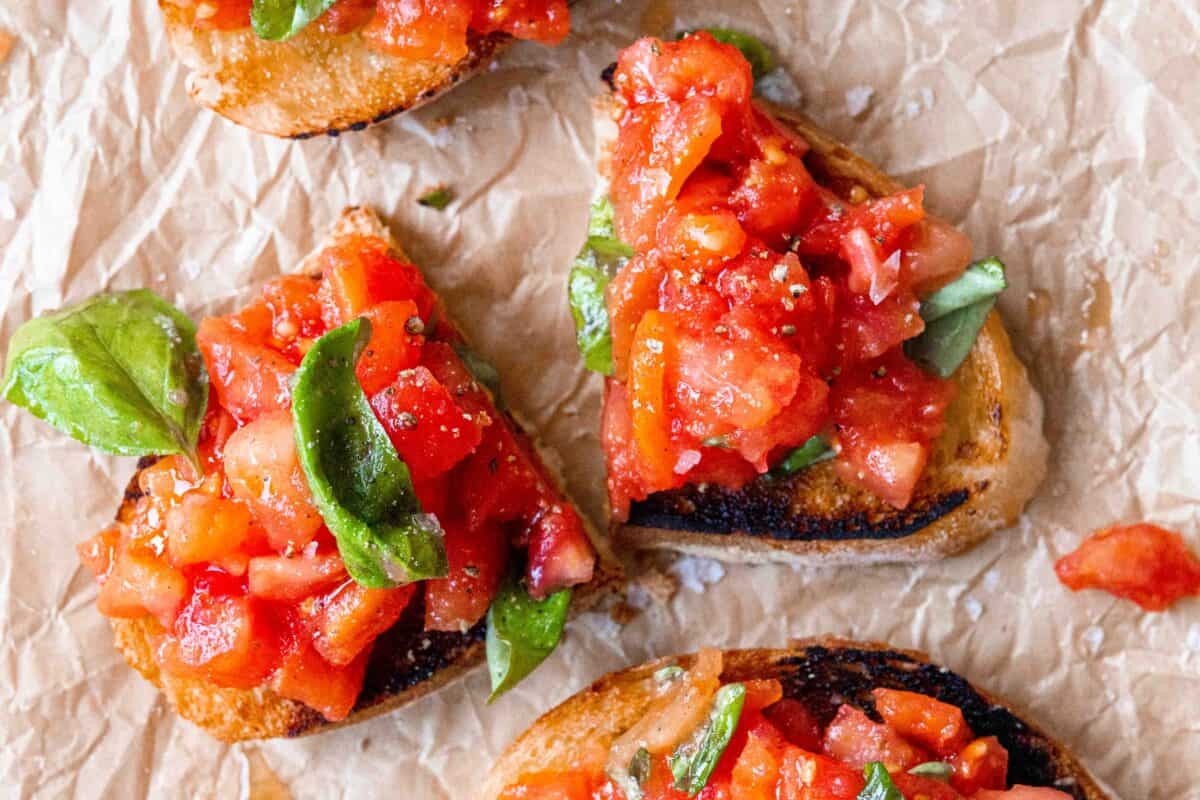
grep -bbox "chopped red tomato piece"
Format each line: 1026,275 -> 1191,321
159,584 -> 278,689
197,317 -> 296,423
951,736 -> 1009,795
822,704 -> 930,772
890,772 -> 967,799
730,726 -> 783,800
606,253 -> 666,380
836,287 -> 924,365
730,147 -> 820,245
363,0 -> 474,62
496,771 -> 606,800
471,0 -> 569,44
78,526 -> 120,580
193,0 -> 252,30
777,746 -> 866,799
96,550 -> 188,628
273,637 -> 369,722
165,492 -> 252,568
248,552 -> 348,602
628,310 -> 681,486
974,789 -> 1073,800
1054,523 -> 1200,611
459,422 -> 543,529
223,411 -> 325,553
314,581 -> 416,666
795,187 -> 926,259
613,32 -> 753,108
764,698 -> 823,752
900,218 -> 973,295
424,520 -> 507,632
872,688 -> 973,757
526,504 -> 595,599
316,0 -> 377,34
356,300 -> 425,394
260,275 -> 326,361
317,235 -> 436,326
371,365 -> 486,480
603,382 -> 654,521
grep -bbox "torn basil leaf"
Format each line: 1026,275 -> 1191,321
292,318 -> 447,588
908,762 -> 954,782
669,683 -> 746,795
417,187 -> 454,210
1,290 -> 207,469
486,562 -> 571,700
251,0 -> 338,41
680,29 -> 775,79
858,762 -> 904,800
764,435 -> 835,479
908,258 -> 1007,379
569,197 -> 633,375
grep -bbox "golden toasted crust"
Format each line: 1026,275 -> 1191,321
109,207 -> 621,741
158,2 -> 508,137
603,97 -> 1048,564
483,639 -> 1110,800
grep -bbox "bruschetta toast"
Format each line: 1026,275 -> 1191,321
485,639 -> 1108,800
570,33 -> 1047,565
159,1 -> 567,137
4,207 -> 618,741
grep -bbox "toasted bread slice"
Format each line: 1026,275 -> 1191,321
600,96 -> 1048,565
484,638 -> 1109,800
108,207 -> 621,741
158,2 -> 510,138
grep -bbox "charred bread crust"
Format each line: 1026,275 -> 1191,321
158,2 -> 510,138
107,207 -> 621,741
600,91 -> 1048,562
483,638 -> 1109,800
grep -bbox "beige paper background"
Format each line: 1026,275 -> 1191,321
1,0 -> 1198,798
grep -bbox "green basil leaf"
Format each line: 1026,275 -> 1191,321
568,197 -> 632,376
654,665 -> 686,683
292,318 -> 447,588
1,290 -> 207,468
857,762 -> 904,800
764,435 -> 835,479
568,265 -> 614,375
908,762 -> 954,782
919,258 -> 1007,323
486,562 -> 571,700
418,187 -> 454,210
680,29 -> 775,79
908,258 -> 1007,379
251,0 -> 338,41
669,682 -> 746,795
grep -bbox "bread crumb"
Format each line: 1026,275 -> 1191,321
0,28 -> 14,64
845,85 -> 874,117
609,600 -> 639,625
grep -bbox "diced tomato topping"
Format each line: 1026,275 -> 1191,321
197,317 -> 296,423
471,0 -> 569,43
166,492 -> 252,568
951,736 -> 1009,795
764,698 -> 823,752
370,365 -> 486,480
424,520 -> 507,631
459,422 -> 544,528
314,581 -> 416,666
601,35 -> 972,512
356,300 -> 425,394
259,275 -> 326,361
1054,523 -> 1200,611
872,688 -> 973,757
197,403 -> 238,472
974,789 -> 1073,800
159,580 -> 278,689
831,351 -> 956,508
777,746 -> 866,799
729,726 -> 783,800
317,235 -> 437,326
363,0 -> 474,62
822,704 -> 930,772
248,552 -> 348,602
78,526 -> 121,580
890,773 -> 967,799
273,638 -> 369,722
526,504 -> 595,599
316,0 -> 378,34
193,0 -> 252,30
496,771 -> 606,800
96,550 -> 189,628
223,411 -> 325,552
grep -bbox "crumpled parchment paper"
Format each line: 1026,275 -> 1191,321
1,1 -> 1197,798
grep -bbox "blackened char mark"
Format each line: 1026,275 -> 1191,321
773,646 -> 1090,799
628,483 -> 969,541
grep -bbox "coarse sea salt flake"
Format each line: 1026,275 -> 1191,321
671,556 -> 726,594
